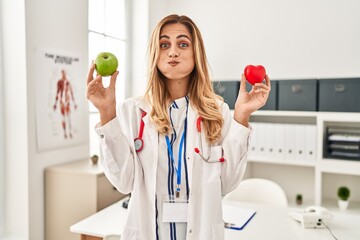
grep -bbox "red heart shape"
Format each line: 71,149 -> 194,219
244,65 -> 266,85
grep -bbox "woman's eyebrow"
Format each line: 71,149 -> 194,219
159,34 -> 191,41
177,34 -> 191,41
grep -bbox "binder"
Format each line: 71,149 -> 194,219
256,123 -> 267,160
248,122 -> 259,159
294,124 -> 306,161
273,123 -> 285,160
262,123 -> 273,161
284,124 -> 296,161
305,125 -> 317,161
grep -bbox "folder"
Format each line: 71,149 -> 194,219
248,122 -> 258,159
255,123 -> 267,160
294,124 -> 306,161
273,123 -> 285,161
223,205 -> 256,230
305,124 -> 317,161
263,123 -> 274,160
284,124 -> 295,161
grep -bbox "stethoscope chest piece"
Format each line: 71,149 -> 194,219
134,138 -> 144,152
134,110 -> 147,153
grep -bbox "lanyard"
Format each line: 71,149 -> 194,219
165,101 -> 188,198
165,130 -> 186,197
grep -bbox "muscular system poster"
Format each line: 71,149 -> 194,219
35,48 -> 87,151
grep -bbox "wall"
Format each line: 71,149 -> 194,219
25,0 -> 89,239
0,2 -> 5,236
147,0 -> 360,82
1,0 -> 149,239
1,0 -> 29,238
128,0 -> 150,98
1,0 -> 89,239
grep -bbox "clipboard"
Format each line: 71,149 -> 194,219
223,205 -> 256,230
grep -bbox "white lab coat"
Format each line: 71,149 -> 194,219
96,96 -> 251,240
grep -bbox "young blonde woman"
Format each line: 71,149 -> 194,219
87,14 -> 270,240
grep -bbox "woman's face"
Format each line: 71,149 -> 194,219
157,23 -> 195,81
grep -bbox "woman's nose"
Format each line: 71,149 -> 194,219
168,48 -> 179,58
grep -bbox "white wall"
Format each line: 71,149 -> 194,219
0,2 -> 5,237
1,0 -> 147,239
129,0 -> 150,98
1,0 -> 89,239
148,0 -> 360,81
1,0 -> 29,238
25,0 -> 89,239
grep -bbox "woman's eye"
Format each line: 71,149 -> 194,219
179,42 -> 189,48
160,42 -> 169,48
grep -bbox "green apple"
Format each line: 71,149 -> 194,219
94,52 -> 118,76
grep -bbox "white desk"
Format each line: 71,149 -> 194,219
71,199 -> 360,240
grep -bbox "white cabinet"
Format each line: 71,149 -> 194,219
245,110 -> 360,214
45,159 -> 127,240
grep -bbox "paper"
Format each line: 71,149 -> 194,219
223,205 -> 256,230
162,202 -> 188,223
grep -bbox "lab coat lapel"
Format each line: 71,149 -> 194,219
136,98 -> 158,156
186,105 -> 197,192
142,114 -> 159,157
136,99 -> 159,192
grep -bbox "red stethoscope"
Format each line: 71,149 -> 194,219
134,111 -> 147,152
134,113 -> 224,163
194,117 -> 225,163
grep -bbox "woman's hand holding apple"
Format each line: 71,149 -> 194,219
87,63 -> 118,125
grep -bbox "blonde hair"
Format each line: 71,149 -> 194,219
144,14 -> 224,144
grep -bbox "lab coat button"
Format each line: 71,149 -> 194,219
100,134 -> 104,138
189,229 -> 192,234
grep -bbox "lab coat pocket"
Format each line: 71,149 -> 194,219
122,225 -> 140,240
202,146 -> 223,184
209,145 -> 223,163
212,222 -> 225,240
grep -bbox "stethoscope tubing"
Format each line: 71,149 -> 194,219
134,111 -> 224,163
195,117 -> 225,163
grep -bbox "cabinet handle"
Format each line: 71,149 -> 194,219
291,84 -> 302,93
334,84 -> 345,92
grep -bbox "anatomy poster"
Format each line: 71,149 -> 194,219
35,48 -> 87,151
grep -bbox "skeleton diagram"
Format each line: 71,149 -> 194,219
53,69 -> 77,139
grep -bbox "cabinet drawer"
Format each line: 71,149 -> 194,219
247,80 -> 278,110
213,81 -> 240,110
319,78 -> 360,112
278,79 -> 317,111
97,175 -> 126,211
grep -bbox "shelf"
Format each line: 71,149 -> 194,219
288,199 -> 360,216
245,109 -> 360,216
321,198 -> 360,216
320,159 -> 360,176
252,110 -> 317,117
248,158 -> 315,167
288,199 -> 315,210
253,110 -> 360,118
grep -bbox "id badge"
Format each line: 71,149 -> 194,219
162,195 -> 188,223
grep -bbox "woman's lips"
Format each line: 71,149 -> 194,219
168,61 -> 179,66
